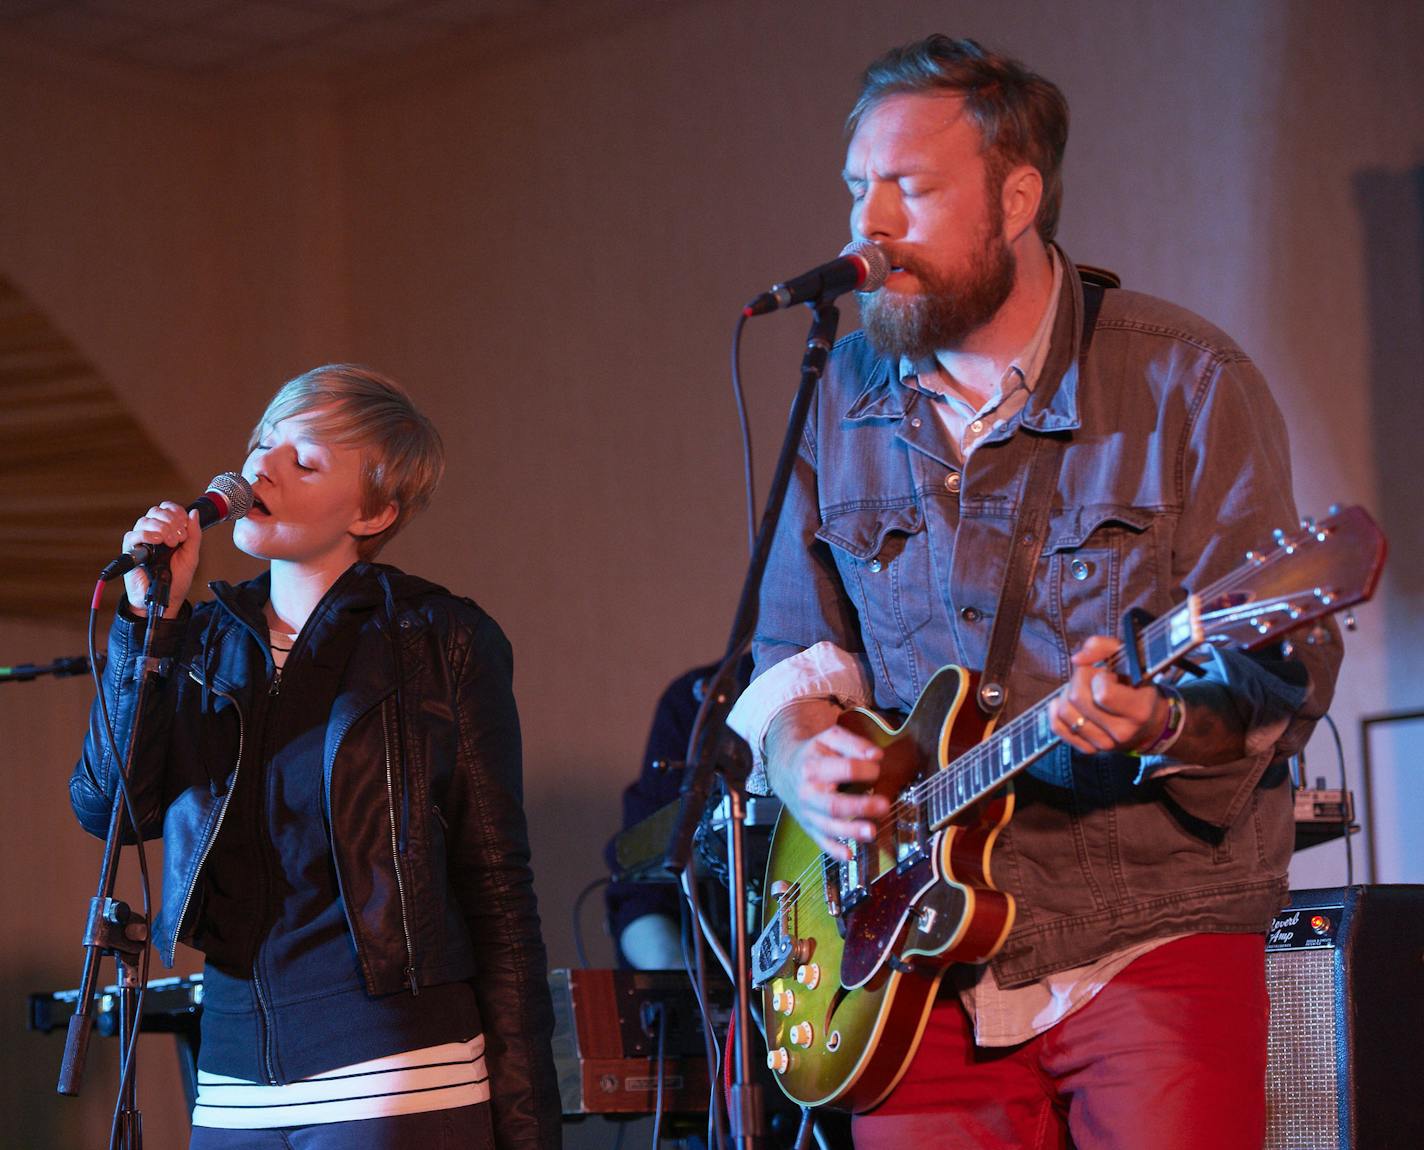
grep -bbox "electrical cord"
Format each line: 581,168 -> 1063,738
1321,712 -> 1354,886
644,1001 -> 668,1149
681,866 -> 725,1150
730,311 -> 756,558
571,875 -> 611,969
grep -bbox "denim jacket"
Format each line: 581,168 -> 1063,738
755,253 -> 1340,985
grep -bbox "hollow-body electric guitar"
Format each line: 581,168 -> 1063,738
750,505 -> 1386,1111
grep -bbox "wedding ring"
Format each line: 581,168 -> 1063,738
1070,714 -> 1087,733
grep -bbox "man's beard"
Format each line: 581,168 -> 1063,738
858,229 -> 1016,360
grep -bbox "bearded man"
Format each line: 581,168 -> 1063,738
728,35 -> 1338,1149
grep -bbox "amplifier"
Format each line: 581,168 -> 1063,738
1265,886 -> 1424,1149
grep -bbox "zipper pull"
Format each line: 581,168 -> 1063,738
269,669 -> 282,696
406,965 -> 420,996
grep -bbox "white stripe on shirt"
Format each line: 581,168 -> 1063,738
192,1036 -> 489,1129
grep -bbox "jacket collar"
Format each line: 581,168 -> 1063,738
206,563 -> 390,671
1018,244 -> 1084,435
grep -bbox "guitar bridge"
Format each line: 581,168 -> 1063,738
894,799 -> 930,873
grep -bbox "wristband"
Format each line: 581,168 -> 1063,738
1133,684 -> 1185,757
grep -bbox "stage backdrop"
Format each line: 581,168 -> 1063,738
2,2 -> 1420,1145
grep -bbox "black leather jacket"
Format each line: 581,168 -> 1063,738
71,563 -> 560,1148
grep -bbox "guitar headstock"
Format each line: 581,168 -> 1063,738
1196,505 -> 1387,652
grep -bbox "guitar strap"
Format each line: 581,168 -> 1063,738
976,276 -> 1108,716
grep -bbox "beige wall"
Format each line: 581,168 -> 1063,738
3,1 -> 1421,1144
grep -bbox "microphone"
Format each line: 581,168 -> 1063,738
100,472 -> 254,582
743,240 -> 891,317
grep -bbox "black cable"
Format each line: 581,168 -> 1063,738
1321,712 -> 1354,886
730,311 -> 756,558
571,875 -> 610,969
676,876 -> 718,1149
681,865 -> 725,1150
87,587 -> 155,1148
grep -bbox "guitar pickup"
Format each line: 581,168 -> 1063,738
838,845 -> 870,918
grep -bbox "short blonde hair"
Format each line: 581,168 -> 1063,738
251,364 -> 445,560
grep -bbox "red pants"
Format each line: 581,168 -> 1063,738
851,933 -> 1267,1150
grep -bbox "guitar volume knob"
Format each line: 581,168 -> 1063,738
795,962 -> 821,990
766,1047 -> 790,1074
770,988 -> 795,1015
789,1021 -> 815,1048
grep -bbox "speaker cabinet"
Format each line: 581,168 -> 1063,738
1265,886 -> 1424,1149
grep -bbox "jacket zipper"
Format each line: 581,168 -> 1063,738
253,659 -> 286,1084
253,963 -> 277,1083
173,669 -> 245,944
383,700 -> 419,994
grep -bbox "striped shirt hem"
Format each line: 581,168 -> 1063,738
192,1036 -> 489,1129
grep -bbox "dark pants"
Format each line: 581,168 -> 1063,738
189,1103 -> 494,1149
852,933 -> 1268,1150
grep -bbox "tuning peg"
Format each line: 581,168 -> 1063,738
1305,625 -> 1334,646
1344,612 -> 1357,632
1328,503 -> 1341,516
1245,549 -> 1265,565
1299,516 -> 1316,532
1282,640 -> 1295,658
1272,528 -> 1286,544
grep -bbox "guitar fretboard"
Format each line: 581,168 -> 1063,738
914,599 -> 1197,832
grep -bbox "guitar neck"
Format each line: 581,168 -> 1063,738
901,503 -> 1383,836
917,596 -> 1200,832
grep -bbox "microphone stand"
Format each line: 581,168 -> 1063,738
667,301 -> 841,1150
59,560 -> 173,1150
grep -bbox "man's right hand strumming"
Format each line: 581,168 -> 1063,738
763,698 -> 890,861
122,500 -> 203,616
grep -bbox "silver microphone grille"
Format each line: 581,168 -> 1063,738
840,239 -> 891,294
207,472 -> 255,521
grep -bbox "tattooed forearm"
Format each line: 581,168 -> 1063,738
1169,681 -> 1249,764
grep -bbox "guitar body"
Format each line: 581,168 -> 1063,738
759,664 -> 1016,1111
